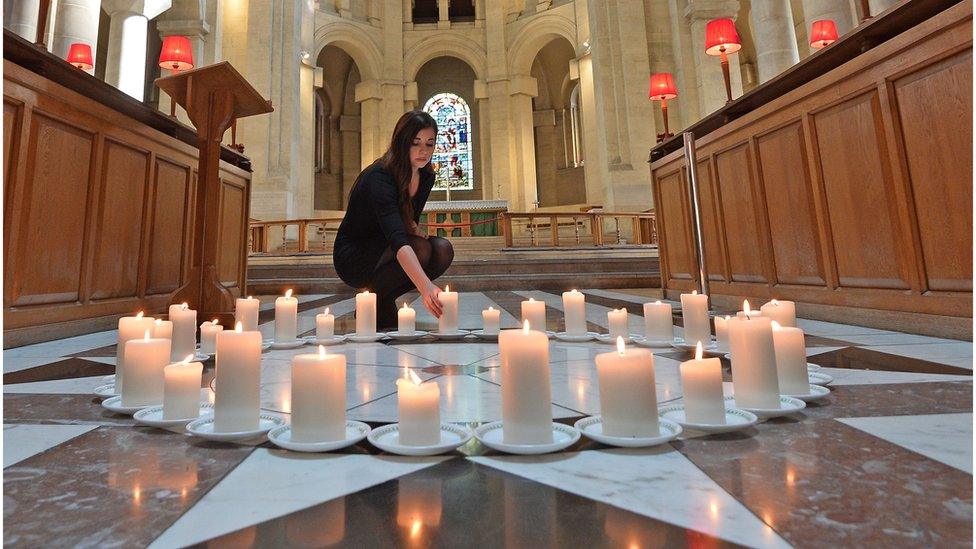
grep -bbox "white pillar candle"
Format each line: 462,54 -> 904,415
761,299 -> 796,327
562,289 -> 587,336
316,307 -> 335,339
728,309 -> 780,409
714,315 -> 732,349
356,291 -> 377,336
680,291 -> 710,345
116,312 -> 155,389
771,321 -> 809,394
121,330 -> 171,407
608,308 -> 629,341
438,286 -> 458,333
499,321 -> 553,444
396,369 -> 441,445
520,297 -> 547,332
163,355 -> 203,420
199,319 -> 223,354
274,289 -> 298,342
482,306 -> 501,335
152,318 -> 173,341
736,299 -> 763,319
291,346 -> 347,442
168,303 -> 197,362
398,302 -> 416,335
643,300 -> 673,341
235,295 -> 260,332
679,342 -> 726,424
596,338 -> 660,437
214,322 -> 263,432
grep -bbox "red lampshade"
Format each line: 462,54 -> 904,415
810,20 -> 839,49
159,36 -> 194,71
648,73 -> 678,101
704,18 -> 741,56
66,43 -> 93,71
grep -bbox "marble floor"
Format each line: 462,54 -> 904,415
3,289 -> 973,547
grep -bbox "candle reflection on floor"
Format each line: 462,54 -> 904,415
285,498 -> 346,547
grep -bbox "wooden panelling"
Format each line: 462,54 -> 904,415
218,179 -> 246,287
755,122 -> 826,286
713,144 -> 766,283
147,159 -> 191,296
696,160 -> 729,282
655,169 -> 694,282
893,49 -> 973,292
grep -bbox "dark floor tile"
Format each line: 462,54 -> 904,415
4,358 -> 115,384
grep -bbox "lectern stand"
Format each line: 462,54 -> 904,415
155,62 -> 273,325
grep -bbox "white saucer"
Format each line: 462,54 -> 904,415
658,404 -> 758,434
267,421 -> 371,453
186,413 -> 284,442
94,383 -> 118,398
102,374 -> 116,383
723,395 -> 806,419
596,333 -> 641,344
468,329 -> 499,341
303,335 -> 347,346
101,395 -> 154,415
263,339 -> 306,350
807,363 -> 823,371
384,330 -> 430,341
554,331 -> 599,342
430,330 -> 470,341
367,423 -> 473,456
574,416 -> 682,447
346,333 -> 385,343
133,403 -> 214,429
785,384 -> 830,402
632,336 -> 680,348
809,371 -> 833,386
261,342 -> 273,351
473,421 -> 580,455
671,339 -> 722,356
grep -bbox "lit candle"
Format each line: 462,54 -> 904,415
595,337 -> 660,437
316,307 -> 335,339
562,289 -> 587,336
152,318 -> 173,341
680,291 -> 710,345
163,354 -> 203,420
482,306 -> 501,335
168,302 -> 197,362
736,299 -> 762,319
275,289 -> 298,342
116,312 -> 155,389
199,319 -> 223,354
499,320 -> 553,444
121,330 -> 172,407
714,315 -> 731,349
520,297 -> 547,333
607,308 -> 629,341
214,322 -> 263,432
728,303 -> 780,409
761,299 -> 796,327
291,346 -> 347,442
356,290 -> 377,336
643,300 -> 673,341
679,342 -> 726,424
771,321 -> 809,394
396,369 -> 441,445
235,295 -> 260,331
438,286 -> 458,333
398,302 -> 416,335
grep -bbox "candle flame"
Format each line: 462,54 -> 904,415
318,345 -> 326,359
529,297 -> 535,302
362,289 -> 371,295
655,299 -> 661,304
770,298 -> 779,306
695,341 -> 704,360
212,318 -> 219,325
143,329 -> 151,341
182,354 -> 194,364
408,369 -> 423,385
488,306 -> 494,311
724,315 -> 731,321
324,307 -> 330,315
692,290 -> 698,295
235,321 -> 243,332
523,319 -> 530,333
285,289 -> 293,298
402,302 -> 409,309
445,285 -> 450,292
247,295 -> 253,300
743,300 -> 751,314
154,319 -> 162,326
771,320 -> 782,331
136,311 -> 144,318
181,302 -> 188,310
616,336 -> 626,355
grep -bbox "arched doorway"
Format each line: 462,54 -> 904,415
314,44 -> 364,211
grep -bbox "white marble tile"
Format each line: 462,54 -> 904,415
822,367 -> 973,386
834,333 -> 965,346
3,424 -> 98,467
581,288 -> 671,306
149,450 -> 449,548
863,343 -> 973,369
393,342 -> 499,366
836,413 -> 973,474
4,330 -> 118,358
3,356 -> 69,374
794,319 -> 892,337
260,342 -> 437,370
805,346 -> 846,357
515,290 -> 645,335
410,292 -> 521,331
4,375 -> 109,395
470,447 -> 790,548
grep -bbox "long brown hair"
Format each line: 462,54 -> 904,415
378,111 -> 438,228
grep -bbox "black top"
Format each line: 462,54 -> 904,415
333,163 -> 434,287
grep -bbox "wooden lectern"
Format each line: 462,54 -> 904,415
155,62 -> 273,325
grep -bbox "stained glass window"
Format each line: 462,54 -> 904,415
423,93 -> 474,191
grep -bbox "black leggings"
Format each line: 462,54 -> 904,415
371,235 -> 454,328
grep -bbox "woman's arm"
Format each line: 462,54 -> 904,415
396,245 -> 443,317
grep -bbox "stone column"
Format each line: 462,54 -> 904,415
404,82 -> 419,111
356,80 -> 385,169
750,0 -> 799,83
50,0 -> 100,63
5,0 -> 41,42
474,79 -> 493,199
685,0 -> 743,115
103,0 -> 172,101
868,0 -> 899,15
437,0 -> 449,29
509,75 -> 539,211
800,0 -> 854,54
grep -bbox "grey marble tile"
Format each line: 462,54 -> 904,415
837,413 -> 973,473
3,423 -> 99,467
863,343 -> 973,369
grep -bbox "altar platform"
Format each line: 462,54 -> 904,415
3,289 -> 972,547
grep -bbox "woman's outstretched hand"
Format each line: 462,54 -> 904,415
421,281 -> 443,318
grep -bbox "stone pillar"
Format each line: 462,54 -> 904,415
356,80 -> 385,169
509,75 -> 539,211
750,0 -> 799,83
50,0 -> 100,63
437,0 -> 450,29
685,0 -> 743,115
868,0 -> 899,15
404,81 -> 419,111
575,54 -> 607,206
474,79 -> 493,199
103,0 -> 172,101
800,0 -> 854,54
5,0 -> 41,42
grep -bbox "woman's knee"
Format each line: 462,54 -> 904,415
428,236 -> 454,265
405,235 -> 433,264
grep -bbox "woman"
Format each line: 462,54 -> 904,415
333,111 -> 454,330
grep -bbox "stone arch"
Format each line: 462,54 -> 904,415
403,34 -> 487,81
313,22 -> 382,81
508,13 -> 578,75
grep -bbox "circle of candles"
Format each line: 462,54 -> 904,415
679,341 -> 725,424
771,321 -> 809,394
168,302 -> 197,362
562,289 -> 587,336
680,290 -> 710,345
275,289 -> 298,342
438,286 -> 458,333
482,306 -> 500,335
520,297 -> 546,333
316,307 -> 335,339
595,337 -> 660,437
291,346 -> 347,442
728,304 -> 780,409
761,299 -> 796,327
122,329 -> 172,407
398,302 -> 416,335
396,368 -> 441,445
356,290 -> 377,336
116,311 -> 155,389
214,322 -> 263,432
235,295 -> 260,331
643,300 -> 673,341
163,354 -> 203,420
499,320 -> 553,444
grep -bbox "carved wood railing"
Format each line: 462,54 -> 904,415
500,212 -> 658,249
